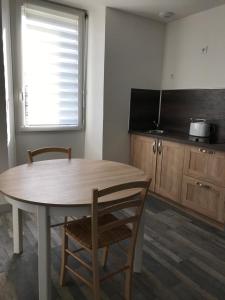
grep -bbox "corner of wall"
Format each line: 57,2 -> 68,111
84,5 -> 106,160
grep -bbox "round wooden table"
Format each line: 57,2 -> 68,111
0,159 -> 146,300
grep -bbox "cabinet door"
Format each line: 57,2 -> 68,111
181,176 -> 225,223
207,151 -> 225,187
155,140 -> 185,202
184,146 -> 208,179
130,134 -> 157,191
184,146 -> 225,187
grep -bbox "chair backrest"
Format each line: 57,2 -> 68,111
91,179 -> 151,253
27,147 -> 72,163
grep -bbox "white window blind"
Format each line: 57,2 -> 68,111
21,2 -> 85,129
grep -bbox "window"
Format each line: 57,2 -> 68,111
17,1 -> 86,130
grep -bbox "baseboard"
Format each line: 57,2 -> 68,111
0,203 -> 11,214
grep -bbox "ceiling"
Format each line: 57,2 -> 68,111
68,0 -> 225,22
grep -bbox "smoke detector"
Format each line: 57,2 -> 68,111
159,11 -> 175,20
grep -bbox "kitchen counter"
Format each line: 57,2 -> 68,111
129,130 -> 225,152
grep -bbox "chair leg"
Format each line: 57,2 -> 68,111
102,246 -> 109,267
92,249 -> 100,300
124,267 -> 133,300
60,230 -> 68,286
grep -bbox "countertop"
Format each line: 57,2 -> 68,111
129,130 -> 225,152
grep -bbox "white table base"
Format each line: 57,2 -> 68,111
12,206 -> 23,254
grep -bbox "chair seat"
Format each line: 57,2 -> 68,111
65,214 -> 132,249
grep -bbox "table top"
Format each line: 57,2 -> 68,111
0,159 -> 146,206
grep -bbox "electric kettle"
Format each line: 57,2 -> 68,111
189,119 -> 211,137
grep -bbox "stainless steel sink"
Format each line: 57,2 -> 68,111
146,129 -> 164,135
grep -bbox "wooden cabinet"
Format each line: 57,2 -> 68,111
207,152 -> 225,186
130,135 -> 184,199
183,146 -> 208,179
182,145 -> 225,223
181,176 -> 225,223
130,134 -> 225,226
155,140 -> 185,202
130,135 -> 157,191
184,146 -> 225,187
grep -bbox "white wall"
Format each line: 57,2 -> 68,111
162,4 -> 225,89
84,6 -> 105,160
16,131 -> 85,163
103,8 -> 165,163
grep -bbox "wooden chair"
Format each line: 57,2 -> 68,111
27,147 -> 72,163
27,146 -> 73,227
60,178 -> 151,300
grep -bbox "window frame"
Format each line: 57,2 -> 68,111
10,0 -> 87,132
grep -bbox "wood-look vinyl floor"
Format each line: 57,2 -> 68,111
1,197 -> 225,300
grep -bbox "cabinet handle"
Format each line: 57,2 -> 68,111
208,150 -> 215,155
152,140 -> 157,154
199,148 -> 207,153
158,140 -> 162,155
199,148 -> 215,155
196,182 -> 211,189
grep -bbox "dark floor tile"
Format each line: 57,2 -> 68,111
1,197 -> 225,299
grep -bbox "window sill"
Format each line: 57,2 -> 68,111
16,125 -> 84,133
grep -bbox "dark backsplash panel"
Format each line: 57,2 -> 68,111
129,89 -> 160,131
160,89 -> 225,141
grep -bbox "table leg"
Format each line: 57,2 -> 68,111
134,204 -> 146,273
37,206 -> 51,300
12,205 -> 23,254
